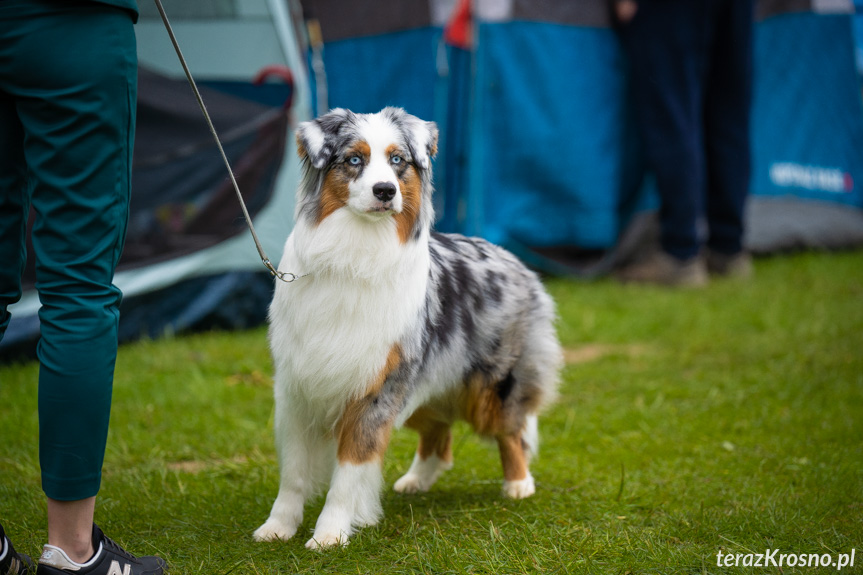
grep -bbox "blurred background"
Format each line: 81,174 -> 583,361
2,0 -> 862,357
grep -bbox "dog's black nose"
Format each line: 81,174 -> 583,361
373,182 -> 397,202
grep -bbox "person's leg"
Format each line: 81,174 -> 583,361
704,0 -> 754,257
1,0 -> 136,560
618,0 -> 711,261
46,498 -> 97,564
0,19 -> 39,575
13,2 -> 137,505
0,90 -> 28,340
4,5 -> 165,573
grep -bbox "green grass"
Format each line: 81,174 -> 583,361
2,250 -> 862,574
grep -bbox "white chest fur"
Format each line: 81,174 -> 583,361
268,210 -> 429,420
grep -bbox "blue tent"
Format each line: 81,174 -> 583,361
747,1 -> 863,252
306,0 -> 863,272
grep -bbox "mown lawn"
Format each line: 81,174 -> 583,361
1,250 -> 861,574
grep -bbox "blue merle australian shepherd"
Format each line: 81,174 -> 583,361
254,108 -> 562,549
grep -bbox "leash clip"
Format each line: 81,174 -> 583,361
263,259 -> 305,283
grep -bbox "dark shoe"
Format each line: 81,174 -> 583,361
36,525 -> 166,575
0,523 -> 35,575
706,250 -> 753,279
616,249 -> 708,287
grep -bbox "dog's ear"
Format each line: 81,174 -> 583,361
408,120 -> 439,171
296,108 -> 354,170
382,107 -> 438,171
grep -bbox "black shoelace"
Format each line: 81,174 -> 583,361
98,534 -> 138,564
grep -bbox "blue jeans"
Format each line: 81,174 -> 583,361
619,0 -> 754,259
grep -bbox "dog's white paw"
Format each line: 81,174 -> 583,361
394,454 -> 452,494
253,518 -> 298,542
394,473 -> 429,494
503,474 -> 535,499
305,531 -> 349,550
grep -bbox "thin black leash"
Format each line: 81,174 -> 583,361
153,0 -> 306,283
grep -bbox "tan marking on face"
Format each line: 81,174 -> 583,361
385,144 -> 402,157
318,169 -> 350,223
336,343 -> 402,464
351,141 -> 371,160
496,432 -> 528,481
404,408 -> 453,463
317,141 -> 371,223
387,144 -> 422,244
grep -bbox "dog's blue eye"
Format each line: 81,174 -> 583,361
391,155 -> 403,165
348,156 -> 362,166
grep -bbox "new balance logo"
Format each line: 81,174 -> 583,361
5,558 -> 23,575
107,560 -> 131,575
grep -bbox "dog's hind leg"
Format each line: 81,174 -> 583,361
521,413 -> 539,463
497,426 -> 536,499
395,408 -> 454,494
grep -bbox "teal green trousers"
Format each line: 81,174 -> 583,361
0,1 -> 137,501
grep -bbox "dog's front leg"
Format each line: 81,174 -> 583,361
255,398 -> 331,542
306,395 -> 394,549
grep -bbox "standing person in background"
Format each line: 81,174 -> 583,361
613,0 -> 755,286
0,1 -> 167,573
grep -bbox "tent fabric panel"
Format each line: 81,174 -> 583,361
134,67 -> 279,162
436,45 -> 473,234
123,116 -> 287,270
468,21 -> 630,249
0,271 -> 275,360
302,0 -> 432,41
750,12 -> 863,206
511,0 -> 612,27
138,0 -> 238,19
756,0 -> 855,18
474,0 -> 612,27
116,271 -> 274,342
756,0 -> 813,19
319,28 -> 443,122
745,197 -> 863,252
